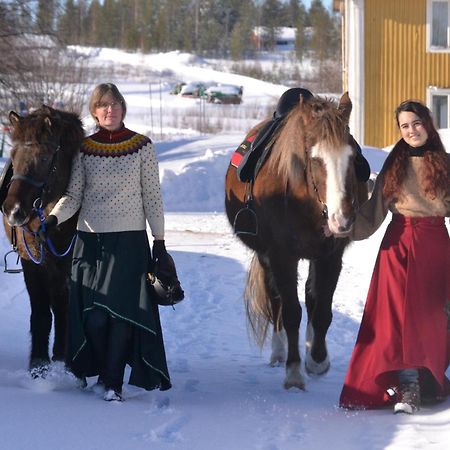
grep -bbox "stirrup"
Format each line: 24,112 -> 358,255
4,249 -> 23,273
233,204 -> 258,236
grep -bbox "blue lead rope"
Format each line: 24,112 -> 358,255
21,199 -> 76,264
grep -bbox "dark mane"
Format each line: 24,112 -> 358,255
10,106 -> 84,205
11,107 -> 83,149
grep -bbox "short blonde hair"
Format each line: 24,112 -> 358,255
88,83 -> 127,124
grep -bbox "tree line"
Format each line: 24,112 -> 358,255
3,0 -> 340,61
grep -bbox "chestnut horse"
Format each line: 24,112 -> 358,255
225,93 -> 368,389
1,106 -> 83,377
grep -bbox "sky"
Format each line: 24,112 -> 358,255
0,47 -> 448,450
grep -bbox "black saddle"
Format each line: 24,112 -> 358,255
237,88 -> 313,182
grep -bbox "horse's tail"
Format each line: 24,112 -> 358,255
244,253 -> 277,348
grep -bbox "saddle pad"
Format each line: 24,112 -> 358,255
234,118 -> 283,182
230,134 -> 256,169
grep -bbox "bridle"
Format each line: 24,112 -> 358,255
10,139 -> 61,206
304,147 -> 329,220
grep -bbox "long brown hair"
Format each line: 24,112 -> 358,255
382,100 -> 449,200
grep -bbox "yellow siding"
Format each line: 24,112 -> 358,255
364,0 -> 450,147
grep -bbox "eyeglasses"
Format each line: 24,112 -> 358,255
96,101 -> 122,111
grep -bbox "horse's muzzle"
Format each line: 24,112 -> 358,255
3,202 -> 30,227
327,212 -> 354,235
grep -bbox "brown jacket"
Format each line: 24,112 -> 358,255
352,156 -> 450,241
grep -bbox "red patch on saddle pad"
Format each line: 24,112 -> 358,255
230,133 -> 256,169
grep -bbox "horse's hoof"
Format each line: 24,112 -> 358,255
305,353 -> 330,375
30,364 -> 49,379
283,379 -> 306,390
270,330 -> 287,366
270,357 -> 285,367
305,323 -> 330,375
283,362 -> 306,390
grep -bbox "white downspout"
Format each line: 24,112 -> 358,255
345,0 -> 365,145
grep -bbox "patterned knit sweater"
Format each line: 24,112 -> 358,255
51,125 -> 164,237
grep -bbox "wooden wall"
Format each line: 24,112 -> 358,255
364,0 -> 450,147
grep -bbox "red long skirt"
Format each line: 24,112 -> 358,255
340,215 -> 450,409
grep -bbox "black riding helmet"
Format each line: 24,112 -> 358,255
148,252 -> 184,307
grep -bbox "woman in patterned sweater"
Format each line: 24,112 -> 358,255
338,100 -> 449,414
46,83 -> 172,401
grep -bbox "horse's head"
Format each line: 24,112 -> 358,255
2,105 -> 78,227
303,93 -> 362,234
274,92 -> 363,235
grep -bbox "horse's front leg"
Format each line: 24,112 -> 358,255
269,254 -> 304,390
22,261 -> 52,376
49,259 -> 70,362
304,251 -> 343,375
50,286 -> 68,362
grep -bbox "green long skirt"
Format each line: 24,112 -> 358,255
66,230 -> 171,391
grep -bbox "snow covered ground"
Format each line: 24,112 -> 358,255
0,49 -> 448,450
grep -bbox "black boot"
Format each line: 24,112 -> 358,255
394,382 -> 421,414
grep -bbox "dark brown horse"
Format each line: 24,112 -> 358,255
1,106 -> 83,377
225,93 -> 368,389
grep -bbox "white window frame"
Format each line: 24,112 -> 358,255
426,0 -> 450,53
427,87 -> 450,129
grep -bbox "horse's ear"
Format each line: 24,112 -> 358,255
9,111 -> 21,127
42,104 -> 54,115
338,92 -> 352,122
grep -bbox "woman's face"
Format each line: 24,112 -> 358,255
94,91 -> 123,131
398,111 -> 428,147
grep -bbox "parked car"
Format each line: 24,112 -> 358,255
179,81 -> 214,98
205,84 -> 243,104
170,82 -> 186,95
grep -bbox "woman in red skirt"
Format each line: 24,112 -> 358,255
338,100 -> 449,414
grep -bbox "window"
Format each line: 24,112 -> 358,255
427,88 -> 450,129
427,0 -> 450,52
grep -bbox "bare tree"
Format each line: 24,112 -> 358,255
0,0 -> 92,123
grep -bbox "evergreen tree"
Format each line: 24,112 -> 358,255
230,0 -> 256,59
84,0 -> 103,46
37,0 -> 55,33
291,1 -> 307,60
309,0 -> 334,61
260,0 -> 285,50
57,0 -> 80,44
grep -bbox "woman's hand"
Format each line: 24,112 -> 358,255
37,215 -> 58,243
152,240 -> 176,283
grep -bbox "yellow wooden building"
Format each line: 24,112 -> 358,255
333,0 -> 450,148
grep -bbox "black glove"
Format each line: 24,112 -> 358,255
37,214 -> 58,243
152,240 -> 174,283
